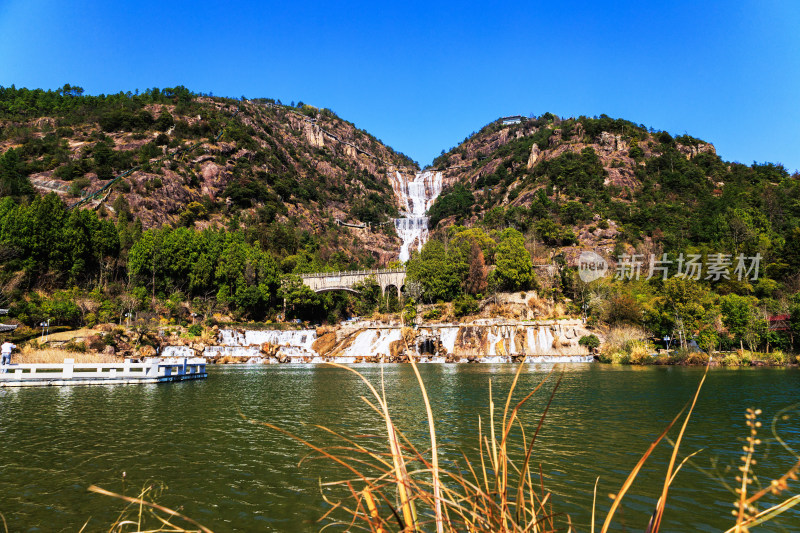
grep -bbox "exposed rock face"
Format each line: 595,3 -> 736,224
311,333 -> 337,356
677,142 -> 716,159
598,131 -> 626,154
139,345 -> 156,357
303,122 -> 325,148
527,143 -> 541,169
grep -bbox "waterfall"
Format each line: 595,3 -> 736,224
390,170 -> 443,262
163,322 -> 594,364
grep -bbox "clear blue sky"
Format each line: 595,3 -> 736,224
1,0 -> 798,171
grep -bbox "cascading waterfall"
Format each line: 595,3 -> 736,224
167,322 -> 593,364
391,170 -> 443,262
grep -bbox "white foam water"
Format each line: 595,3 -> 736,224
161,346 -> 195,358
391,170 -> 443,262
166,323 -> 592,364
203,346 -> 263,358
338,328 -> 402,358
438,327 -> 459,354
524,355 -> 594,363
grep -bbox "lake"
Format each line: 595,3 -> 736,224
1,363 -> 798,532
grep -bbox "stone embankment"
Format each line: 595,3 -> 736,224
162,319 -> 595,364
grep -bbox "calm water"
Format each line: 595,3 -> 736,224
0,364 -> 798,532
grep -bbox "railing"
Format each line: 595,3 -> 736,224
300,268 -> 406,279
0,358 -> 206,383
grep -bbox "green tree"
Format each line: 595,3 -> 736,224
0,149 -> 34,197
491,228 -> 535,291
352,276 -> 381,316
406,240 -> 462,303
720,294 -> 762,350
281,276 -> 322,320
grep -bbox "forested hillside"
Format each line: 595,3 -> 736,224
0,85 -> 416,327
409,113 -> 800,356
2,85 -> 800,358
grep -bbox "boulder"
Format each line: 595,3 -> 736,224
260,342 -> 279,358
389,339 -> 406,358
312,333 -> 337,356
139,345 -> 156,357
316,325 -> 335,336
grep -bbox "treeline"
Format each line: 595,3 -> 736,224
405,226 -> 536,315
0,193 -> 380,327
0,84 -> 195,121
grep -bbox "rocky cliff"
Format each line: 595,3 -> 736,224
0,93 -> 419,265
424,113 -> 722,262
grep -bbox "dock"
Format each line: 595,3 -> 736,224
0,358 -> 207,387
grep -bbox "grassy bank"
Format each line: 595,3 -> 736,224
599,345 -> 798,367
597,325 -> 799,366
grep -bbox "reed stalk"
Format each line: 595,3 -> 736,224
89,361 -> 800,533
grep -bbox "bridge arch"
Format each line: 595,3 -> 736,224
300,269 -> 407,296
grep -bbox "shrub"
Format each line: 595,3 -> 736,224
453,295 -> 479,318
626,340 -> 653,364
610,351 -> 630,364
64,340 -> 87,353
578,334 -> 600,351
187,324 -> 203,337
69,177 -> 91,196
402,301 -> 417,325
422,308 -> 442,321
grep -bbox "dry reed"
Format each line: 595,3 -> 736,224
88,360 -> 800,533
87,483 -> 212,533
602,325 -> 649,353
13,347 -> 119,364
244,362 -> 568,532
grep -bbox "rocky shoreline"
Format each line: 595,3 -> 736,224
160,318 -> 595,364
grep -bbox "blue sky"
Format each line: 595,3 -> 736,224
1,0 -> 798,171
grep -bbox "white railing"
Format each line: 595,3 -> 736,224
300,268 -> 406,279
0,358 -> 206,382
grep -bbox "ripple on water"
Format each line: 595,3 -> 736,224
0,364 -> 798,532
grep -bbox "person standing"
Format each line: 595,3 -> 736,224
1,341 -> 16,370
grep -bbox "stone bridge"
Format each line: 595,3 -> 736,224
300,269 -> 406,295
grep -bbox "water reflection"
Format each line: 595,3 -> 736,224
0,365 -> 797,532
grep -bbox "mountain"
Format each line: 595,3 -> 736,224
0,85 -> 417,266
424,113 -> 799,271
3,86 -> 800,336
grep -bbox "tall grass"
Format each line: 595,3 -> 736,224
246,361 -> 566,532
13,347 -> 119,364
249,362 -> 800,533
599,325 -> 655,364
90,361 -> 800,532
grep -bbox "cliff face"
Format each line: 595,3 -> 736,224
425,114 -> 719,260
1,95 -> 418,265
0,93 -> 737,267
432,117 -> 715,197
